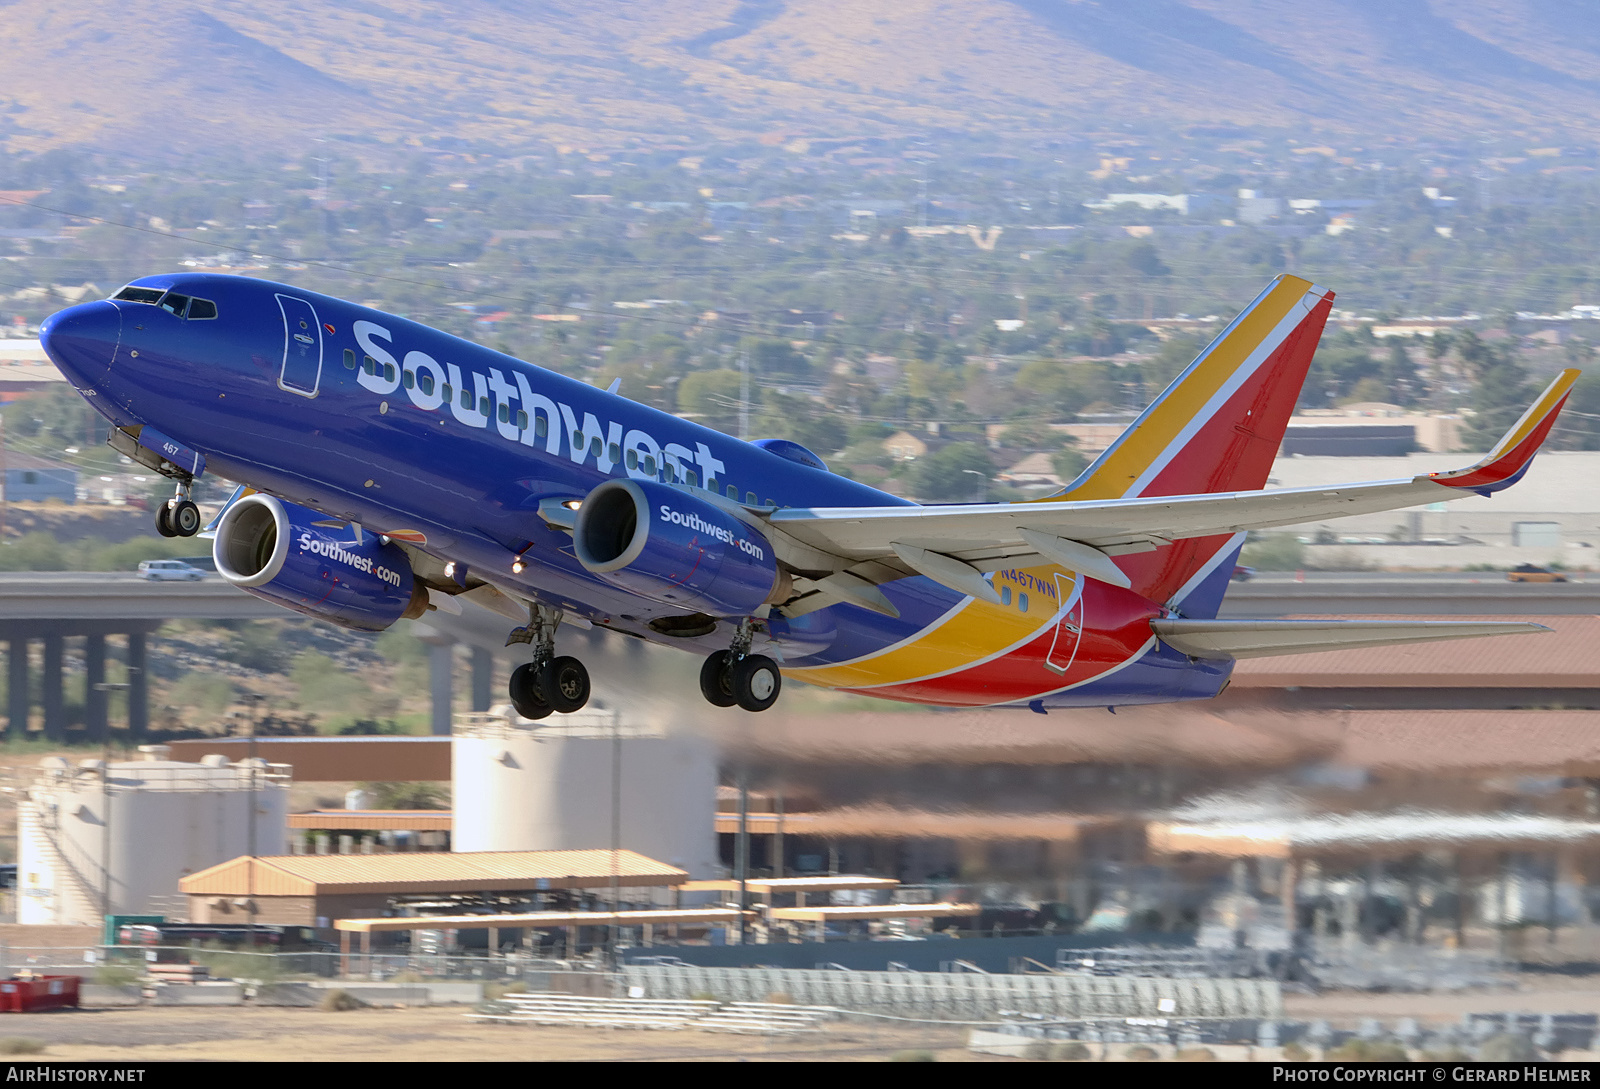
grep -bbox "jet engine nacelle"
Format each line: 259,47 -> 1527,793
213,494 -> 428,632
573,479 -> 782,617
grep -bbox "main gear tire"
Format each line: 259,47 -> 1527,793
730,654 -> 781,713
699,650 -> 737,708
508,662 -> 552,721
541,655 -> 591,714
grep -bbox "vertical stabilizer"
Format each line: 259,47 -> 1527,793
1053,275 -> 1335,609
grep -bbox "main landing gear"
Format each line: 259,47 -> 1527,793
699,619 -> 781,713
154,479 -> 202,538
505,605 -> 591,721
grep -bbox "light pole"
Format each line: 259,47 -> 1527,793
90,681 -> 129,926
961,468 -> 986,503
238,693 -> 264,944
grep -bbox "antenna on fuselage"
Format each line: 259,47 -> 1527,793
605,377 -> 621,395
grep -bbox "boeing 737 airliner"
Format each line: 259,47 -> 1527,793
38,274 -> 1575,716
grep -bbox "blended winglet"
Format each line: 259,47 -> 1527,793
1429,369 -> 1579,495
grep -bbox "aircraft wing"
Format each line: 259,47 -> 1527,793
1149,618 -> 1550,659
765,370 -> 1577,609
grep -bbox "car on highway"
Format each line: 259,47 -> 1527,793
1506,564 -> 1567,584
1231,565 -> 1256,582
138,559 -> 205,582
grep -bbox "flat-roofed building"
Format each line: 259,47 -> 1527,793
180,848 -> 689,931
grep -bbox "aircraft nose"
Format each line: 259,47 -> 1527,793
39,300 -> 121,387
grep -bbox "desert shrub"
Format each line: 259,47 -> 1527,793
0,1039 -> 43,1055
319,988 -> 364,1012
1021,1041 -> 1052,1061
764,991 -> 793,1004
1479,1034 -> 1537,1062
1281,1041 -> 1311,1061
93,964 -> 141,987
1176,1047 -> 1216,1061
483,982 -> 527,1001
890,1050 -> 937,1062
1126,1044 -> 1159,1061
1052,1041 -> 1092,1061
1328,1038 -> 1408,1062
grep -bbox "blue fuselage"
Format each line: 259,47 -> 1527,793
41,273 -> 1230,707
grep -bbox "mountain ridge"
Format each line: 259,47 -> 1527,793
2,0 -> 1598,155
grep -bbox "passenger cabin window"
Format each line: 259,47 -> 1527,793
643,455 -> 657,475
608,443 -> 622,464
726,485 -> 738,499
1000,586 -> 1013,606
534,416 -> 547,438
498,403 -> 510,424
686,471 -> 698,487
745,491 -> 757,505
626,449 -> 638,470
363,356 -> 376,376
460,388 -> 472,409
478,396 -> 490,416
403,370 -> 416,390
516,410 -> 528,430
589,437 -> 602,458
420,374 -> 436,396
343,349 -> 357,370
1018,593 -> 1030,613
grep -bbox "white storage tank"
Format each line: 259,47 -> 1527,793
18,749 -> 290,925
453,707 -> 718,878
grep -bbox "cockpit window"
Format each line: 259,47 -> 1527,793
110,286 -> 218,320
113,286 -> 165,304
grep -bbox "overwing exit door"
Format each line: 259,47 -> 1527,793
277,293 -> 322,397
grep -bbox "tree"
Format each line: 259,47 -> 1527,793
675,369 -> 743,432
909,443 -> 993,501
1456,333 -> 1533,448
741,337 -> 810,378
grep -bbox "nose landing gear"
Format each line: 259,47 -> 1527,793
505,605 -> 591,720
154,480 -> 202,538
699,619 -> 781,713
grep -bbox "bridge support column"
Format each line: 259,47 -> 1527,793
41,635 -> 64,741
84,633 -> 106,742
429,642 -> 455,736
470,647 -> 492,713
7,638 -> 27,737
412,625 -> 455,737
126,631 -> 147,738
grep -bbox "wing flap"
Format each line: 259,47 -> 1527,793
1151,619 -> 1550,660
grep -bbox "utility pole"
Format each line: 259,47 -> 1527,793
92,680 -> 129,933
241,693 -> 262,945
735,768 -> 749,944
738,350 -> 750,441
608,708 -> 621,965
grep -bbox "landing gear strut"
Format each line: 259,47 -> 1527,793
155,479 -> 201,538
700,619 -> 781,713
506,605 -> 591,719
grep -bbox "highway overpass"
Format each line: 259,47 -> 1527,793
0,571 -> 1592,742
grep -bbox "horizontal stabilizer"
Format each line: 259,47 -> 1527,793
1150,618 -> 1549,660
